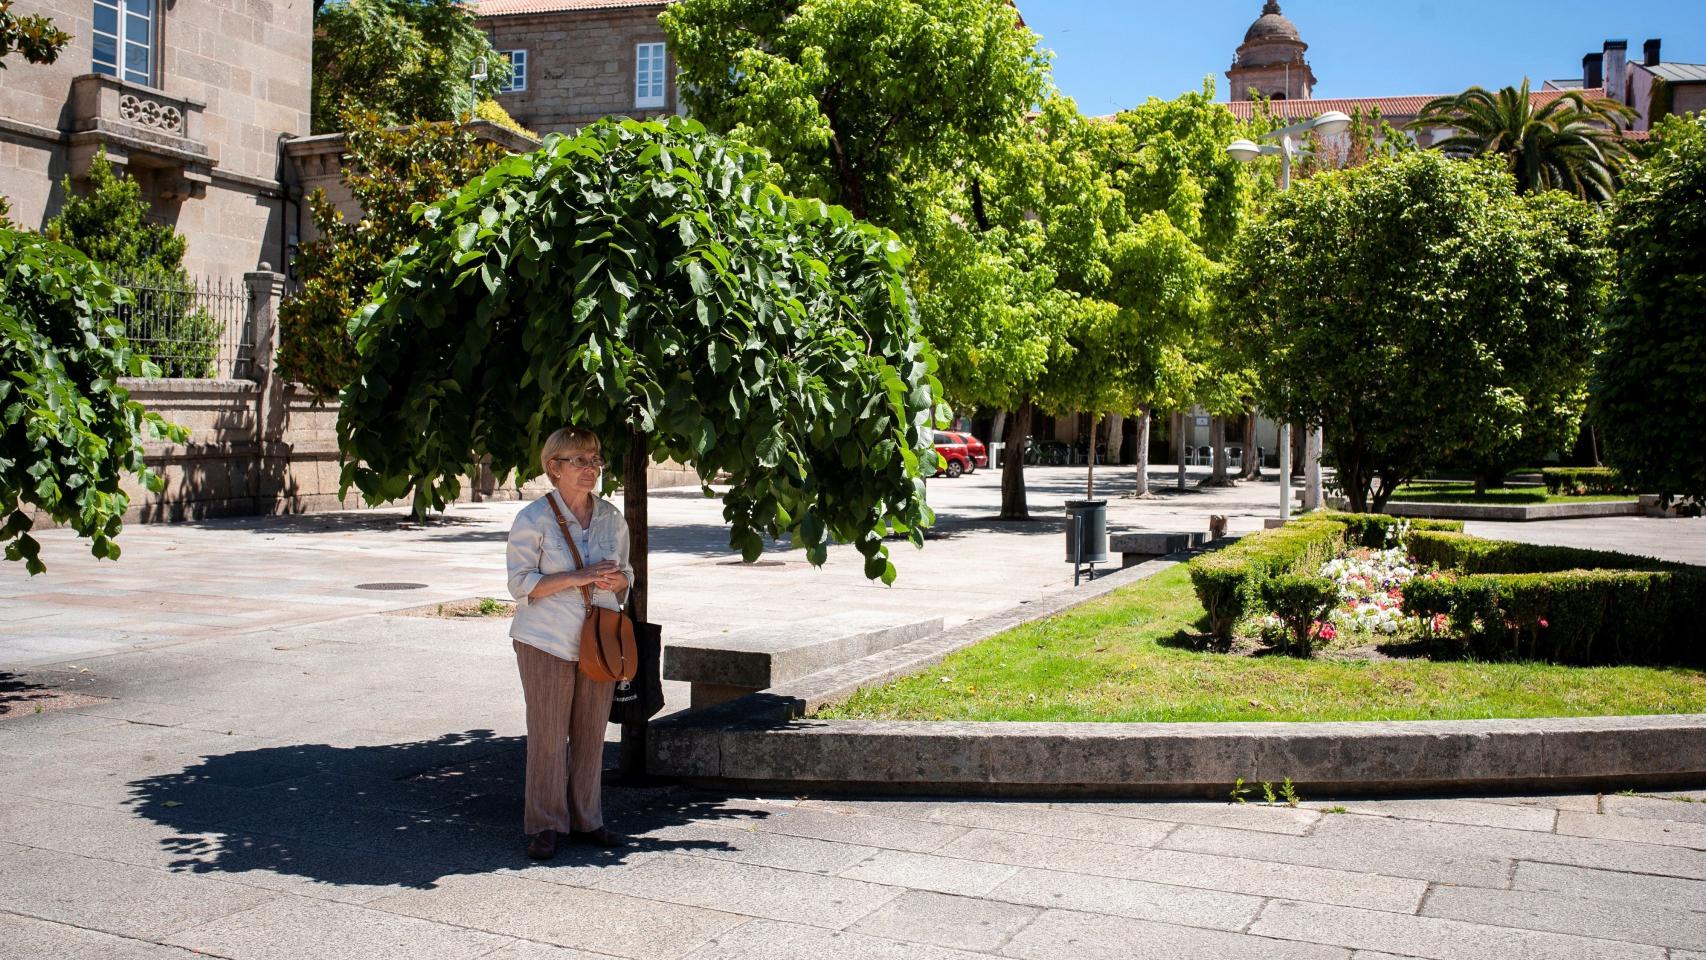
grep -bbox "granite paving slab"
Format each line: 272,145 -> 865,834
0,912 -> 211,960
678,917 -> 1000,960
595,852 -> 904,928
370,872 -> 743,960
1420,884 -> 1706,951
1002,907 -> 1351,960
838,849 -> 1022,897
1510,859 -> 1706,906
847,889 -> 1040,954
1249,898 -> 1667,960
165,896 -> 508,960
985,866 -> 1264,930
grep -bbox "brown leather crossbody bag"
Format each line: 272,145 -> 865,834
545,494 -> 637,683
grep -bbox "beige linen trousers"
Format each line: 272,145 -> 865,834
514,639 -> 614,835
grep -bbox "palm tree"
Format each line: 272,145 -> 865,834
1409,79 -> 1636,201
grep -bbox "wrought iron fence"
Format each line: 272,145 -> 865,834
107,271 -> 253,379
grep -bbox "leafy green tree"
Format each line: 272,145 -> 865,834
1593,114 -> 1706,505
279,112 -> 508,394
45,152 -> 220,378
1223,151 -> 1610,512
311,0 -> 509,133
661,0 -> 1048,224
339,118 -> 941,597
1,228 -> 187,573
0,0 -> 70,68
664,0 -> 1053,517
1410,80 -> 1636,201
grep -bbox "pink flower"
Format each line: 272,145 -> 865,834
1538,618 -> 1549,629
1316,623 -> 1338,641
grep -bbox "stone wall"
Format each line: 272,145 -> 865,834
482,4 -> 679,135
0,0 -> 312,279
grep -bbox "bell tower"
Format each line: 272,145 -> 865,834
1228,1 -> 1316,101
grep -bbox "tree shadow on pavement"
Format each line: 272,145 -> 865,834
126,729 -> 759,892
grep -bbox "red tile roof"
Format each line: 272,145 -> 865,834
1220,88 -> 1605,122
468,0 -> 667,17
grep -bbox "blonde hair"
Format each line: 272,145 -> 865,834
540,426 -> 601,479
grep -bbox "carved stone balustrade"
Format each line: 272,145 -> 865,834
69,73 -> 215,200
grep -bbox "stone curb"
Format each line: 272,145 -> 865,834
648,547 -> 1706,798
1375,500 -> 1641,522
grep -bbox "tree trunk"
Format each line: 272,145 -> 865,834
1000,400 -> 1033,521
620,427 -> 650,777
1292,426 -> 1306,479
1133,405 -> 1152,497
1175,411 -> 1187,491
989,411 -> 1007,450
1209,416 -> 1230,485
1105,413 -> 1125,466
1085,412 -> 1099,501
1241,408 -> 1259,480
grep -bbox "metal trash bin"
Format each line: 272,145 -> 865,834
1064,499 -> 1109,565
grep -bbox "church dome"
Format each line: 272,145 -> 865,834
1244,1 -> 1301,44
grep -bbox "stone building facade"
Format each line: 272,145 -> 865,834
0,0 -> 313,280
472,0 -> 679,136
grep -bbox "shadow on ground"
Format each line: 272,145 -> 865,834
126,729 -> 760,891
0,673 -> 56,715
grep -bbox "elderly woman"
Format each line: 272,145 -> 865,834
506,426 -> 634,859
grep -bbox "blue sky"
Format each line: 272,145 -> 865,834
1021,0 -> 1706,115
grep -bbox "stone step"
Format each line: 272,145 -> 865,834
665,613 -> 945,708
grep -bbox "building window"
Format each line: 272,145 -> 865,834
635,42 -> 666,108
92,0 -> 154,86
497,50 -> 527,93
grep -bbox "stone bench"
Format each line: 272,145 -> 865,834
1109,531 -> 1208,567
665,613 -> 945,709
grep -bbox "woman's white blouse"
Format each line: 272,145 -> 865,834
506,491 -> 634,660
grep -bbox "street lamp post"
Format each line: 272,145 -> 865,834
1226,110 -> 1350,520
468,57 -> 488,123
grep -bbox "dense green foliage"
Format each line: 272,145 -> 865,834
1222,151 -> 1611,512
0,0 -> 69,68
0,229 -> 186,573
1540,466 -> 1633,496
1402,569 -> 1705,666
1593,115 -> 1706,506
279,113 -> 508,394
1258,573 -> 1339,656
311,0 -> 509,133
339,118 -> 941,582
45,152 -> 219,378
661,0 -> 1047,224
1410,81 -> 1636,201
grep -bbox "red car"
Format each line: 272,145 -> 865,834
930,431 -> 974,478
941,431 -> 989,469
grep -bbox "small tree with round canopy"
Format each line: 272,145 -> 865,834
337,118 -> 943,620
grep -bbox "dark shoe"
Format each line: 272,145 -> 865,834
526,829 -> 558,860
568,826 -> 628,848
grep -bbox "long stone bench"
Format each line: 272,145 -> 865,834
665,613 -> 945,708
1109,531 -> 1208,567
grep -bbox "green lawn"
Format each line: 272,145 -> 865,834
819,565 -> 1706,723
1387,483 -> 1635,505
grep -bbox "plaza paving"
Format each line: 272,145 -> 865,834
1,467 -> 1704,959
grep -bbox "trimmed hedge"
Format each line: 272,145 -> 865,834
1189,521 -> 1346,642
1186,514 -> 1464,642
1258,573 -> 1339,656
1402,569 -> 1706,666
1405,531 -> 1675,575
1541,466 -> 1635,496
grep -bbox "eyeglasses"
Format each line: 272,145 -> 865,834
552,455 -> 605,470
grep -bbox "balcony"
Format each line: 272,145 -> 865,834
69,73 -> 214,200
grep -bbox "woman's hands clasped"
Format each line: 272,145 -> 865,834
573,560 -> 626,592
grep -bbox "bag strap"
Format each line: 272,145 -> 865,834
544,492 -> 594,615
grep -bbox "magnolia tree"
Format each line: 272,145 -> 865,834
338,119 -> 943,609
1594,114 -> 1706,505
1222,151 -> 1609,512
1,230 -> 185,573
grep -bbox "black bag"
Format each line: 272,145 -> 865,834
609,619 -> 664,725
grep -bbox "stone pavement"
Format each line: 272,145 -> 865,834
2,466 -> 1704,958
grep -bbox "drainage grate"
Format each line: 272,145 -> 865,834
355,582 -> 429,591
